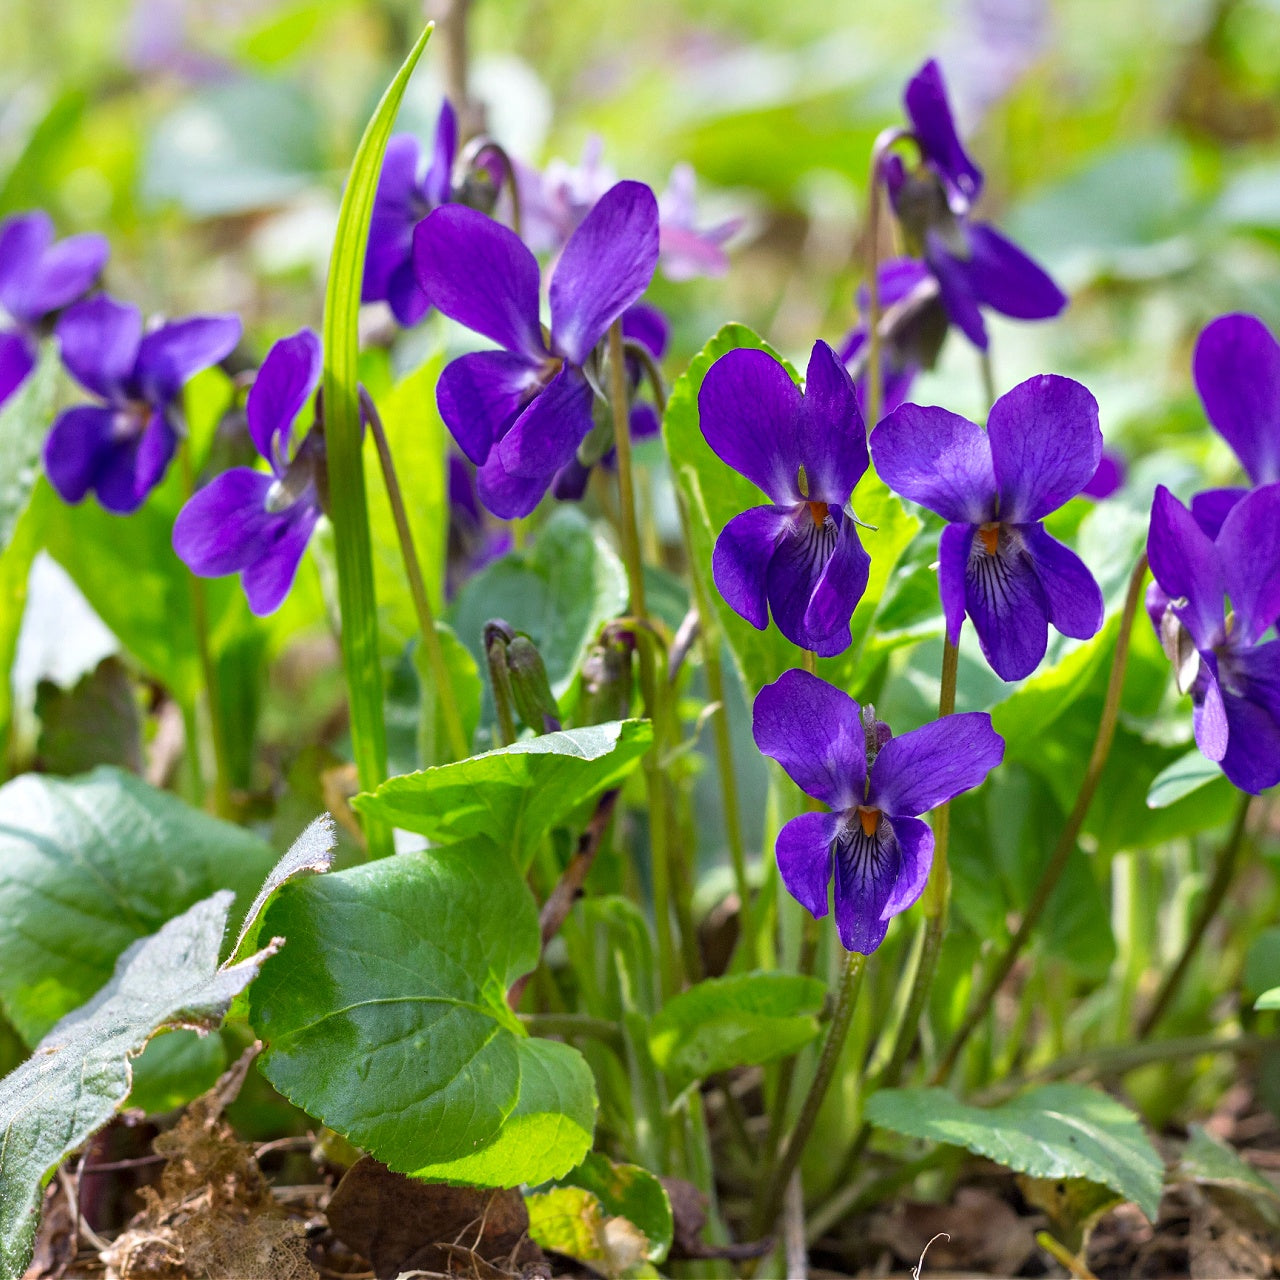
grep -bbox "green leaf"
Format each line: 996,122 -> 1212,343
526,1185 -> 657,1278
0,767 -> 276,1045
0,481 -> 52,743
34,656 -> 142,775
865,1084 -> 1164,1222
1177,1125 -> 1280,1226
560,1152 -> 674,1264
448,505 -> 628,700
353,720 -> 652,869
1256,987 -> 1280,1011
648,972 -> 827,1090
250,839 -> 596,1184
0,891 -> 280,1277
1146,749 -> 1221,809
321,22 -> 433,860
415,624 -> 482,768
0,338 -> 58,553
124,1029 -> 229,1115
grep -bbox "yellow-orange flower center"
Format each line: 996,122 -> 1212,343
855,805 -> 880,837
807,500 -> 829,527
978,521 -> 1001,555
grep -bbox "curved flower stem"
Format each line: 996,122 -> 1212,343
934,554 -> 1150,1084
608,319 -> 647,621
459,137 -> 523,240
362,388 -> 469,762
180,442 -> 232,816
750,951 -> 868,1241
1137,791 -> 1253,1039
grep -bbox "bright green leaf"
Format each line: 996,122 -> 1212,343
648,972 -> 827,1090
865,1084 -> 1164,1222
1256,987 -> 1280,1011
1146,749 -> 1221,809
353,720 -> 652,869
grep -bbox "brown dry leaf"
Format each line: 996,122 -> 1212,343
324,1157 -> 546,1280
1188,1184 -> 1279,1280
100,1046 -> 314,1280
867,1186 -> 1039,1276
22,1180 -> 77,1279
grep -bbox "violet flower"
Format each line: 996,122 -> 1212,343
0,211 -> 108,406
872,374 -> 1104,681
754,668 -> 1004,953
362,102 -> 457,326
173,328 -> 323,615
414,179 -> 659,519
700,340 -> 871,657
1082,448 -> 1126,501
44,295 -> 240,515
1146,483 -> 1280,795
883,59 -> 1065,352
838,257 -> 947,422
447,453 -> 513,599
656,163 -> 741,280
552,302 -> 668,500
1190,313 -> 1280,537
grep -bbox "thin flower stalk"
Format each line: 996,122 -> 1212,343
934,553 -> 1150,1083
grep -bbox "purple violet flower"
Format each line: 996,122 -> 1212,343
1146,483 -> 1280,795
872,374 -> 1104,681
414,179 -> 659,519
1082,448 -> 1126,500
882,59 -> 1066,352
447,453 -> 514,599
656,163 -> 742,280
838,257 -> 946,423
753,668 -> 1004,953
43,295 -> 240,515
0,211 -> 108,406
362,101 -> 458,326
700,340 -> 871,657
1189,313 -> 1280,537
173,328 -> 323,615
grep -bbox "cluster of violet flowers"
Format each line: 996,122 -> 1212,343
9,57 -> 1277,962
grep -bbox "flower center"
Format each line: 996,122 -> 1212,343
110,399 -> 151,442
807,500 -> 829,527
855,805 -> 880,837
977,521 -> 1001,555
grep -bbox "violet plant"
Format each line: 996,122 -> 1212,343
1,20 -> 1278,1280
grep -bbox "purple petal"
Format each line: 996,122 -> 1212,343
870,402 -> 996,523
882,816 -> 935,918
937,521 -> 971,645
0,330 -> 35,406
57,295 -> 142,400
386,260 -> 431,328
1193,313 -> 1280,486
423,98 -> 458,208
622,302 -> 669,359
868,711 -> 1004,817
629,402 -> 660,442
1219,641 -> 1280,793
1147,485 -> 1226,652
93,415 -> 177,514
803,516 -> 871,654
904,59 -> 984,206
0,213 -> 53,312
926,230 -> 988,349
1021,523 -> 1104,641
240,503 -> 320,615
1217,482 -> 1280,645
751,668 -> 865,810
551,457 -> 591,501
413,205 -> 545,359
494,363 -> 595,479
6,232 -> 108,321
43,405 -> 118,504
832,818 -> 900,954
550,180 -> 659,366
1194,666 -> 1229,762
246,328 -> 321,466
1190,487 -> 1246,539
134,410 -> 178,496
173,467 -> 279,575
775,811 -> 838,921
135,314 -> 241,404
363,133 -> 421,304
765,512 -> 845,654
712,505 -> 788,631
988,374 -> 1102,522
698,346 -> 804,503
658,224 -> 732,281
797,340 -> 867,502
963,223 -> 1067,322
964,526 -> 1051,681
475,451 -> 554,519
437,349 -> 543,465
1082,450 -> 1125,500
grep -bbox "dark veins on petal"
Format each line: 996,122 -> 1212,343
966,523 -> 1033,615
834,813 -> 898,897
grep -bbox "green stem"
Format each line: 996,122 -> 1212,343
750,951 -> 868,1239
979,349 -> 997,415
321,25 -> 432,861
180,443 -> 232,816
362,388 -> 469,761
934,554 -> 1149,1083
1137,792 -> 1253,1038
864,143 -> 886,432
608,318 -> 647,620
518,1011 -> 624,1052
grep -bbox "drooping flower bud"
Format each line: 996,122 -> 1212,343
579,628 -> 636,724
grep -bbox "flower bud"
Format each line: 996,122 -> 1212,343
579,630 -> 635,724
507,635 -> 562,734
